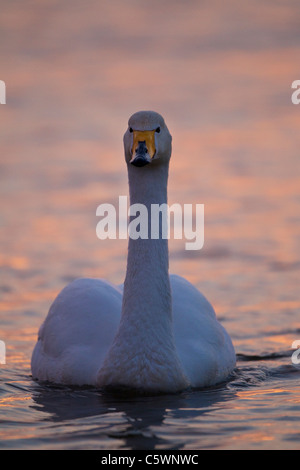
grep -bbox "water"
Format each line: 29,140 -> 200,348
1,0 -> 300,450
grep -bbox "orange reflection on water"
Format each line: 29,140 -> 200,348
0,255 -> 30,270
0,290 -> 58,312
0,395 -> 31,408
237,388 -> 289,401
239,300 -> 300,314
231,431 -> 274,444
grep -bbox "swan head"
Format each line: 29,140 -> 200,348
124,111 -> 172,167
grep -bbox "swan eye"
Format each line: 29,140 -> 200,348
155,127 -> 160,133
129,127 -> 133,133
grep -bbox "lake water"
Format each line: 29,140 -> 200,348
1,0 -> 300,450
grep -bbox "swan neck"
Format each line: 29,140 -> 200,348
123,163 -> 171,321
97,161 -> 189,393
128,163 -> 169,207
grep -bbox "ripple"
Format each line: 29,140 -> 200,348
236,350 -> 292,362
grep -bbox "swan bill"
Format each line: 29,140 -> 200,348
130,130 -> 156,166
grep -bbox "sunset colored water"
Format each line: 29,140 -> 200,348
1,0 -> 300,450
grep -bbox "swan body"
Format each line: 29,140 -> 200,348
31,111 -> 236,393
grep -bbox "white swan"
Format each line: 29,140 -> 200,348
31,111 -> 236,393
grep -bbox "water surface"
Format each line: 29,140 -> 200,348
0,0 -> 300,450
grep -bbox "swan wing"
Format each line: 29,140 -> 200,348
170,274 -> 236,388
31,278 -> 122,386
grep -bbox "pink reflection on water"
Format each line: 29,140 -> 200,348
0,0 -> 300,449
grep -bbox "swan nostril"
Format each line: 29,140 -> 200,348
135,141 -> 148,154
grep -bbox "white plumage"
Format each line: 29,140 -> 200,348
31,111 -> 236,393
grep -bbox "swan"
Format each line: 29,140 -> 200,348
31,110 -> 236,393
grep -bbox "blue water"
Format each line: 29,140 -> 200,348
1,0 -> 300,450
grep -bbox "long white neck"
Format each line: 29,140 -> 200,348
97,161 -> 188,393
122,162 -> 171,327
